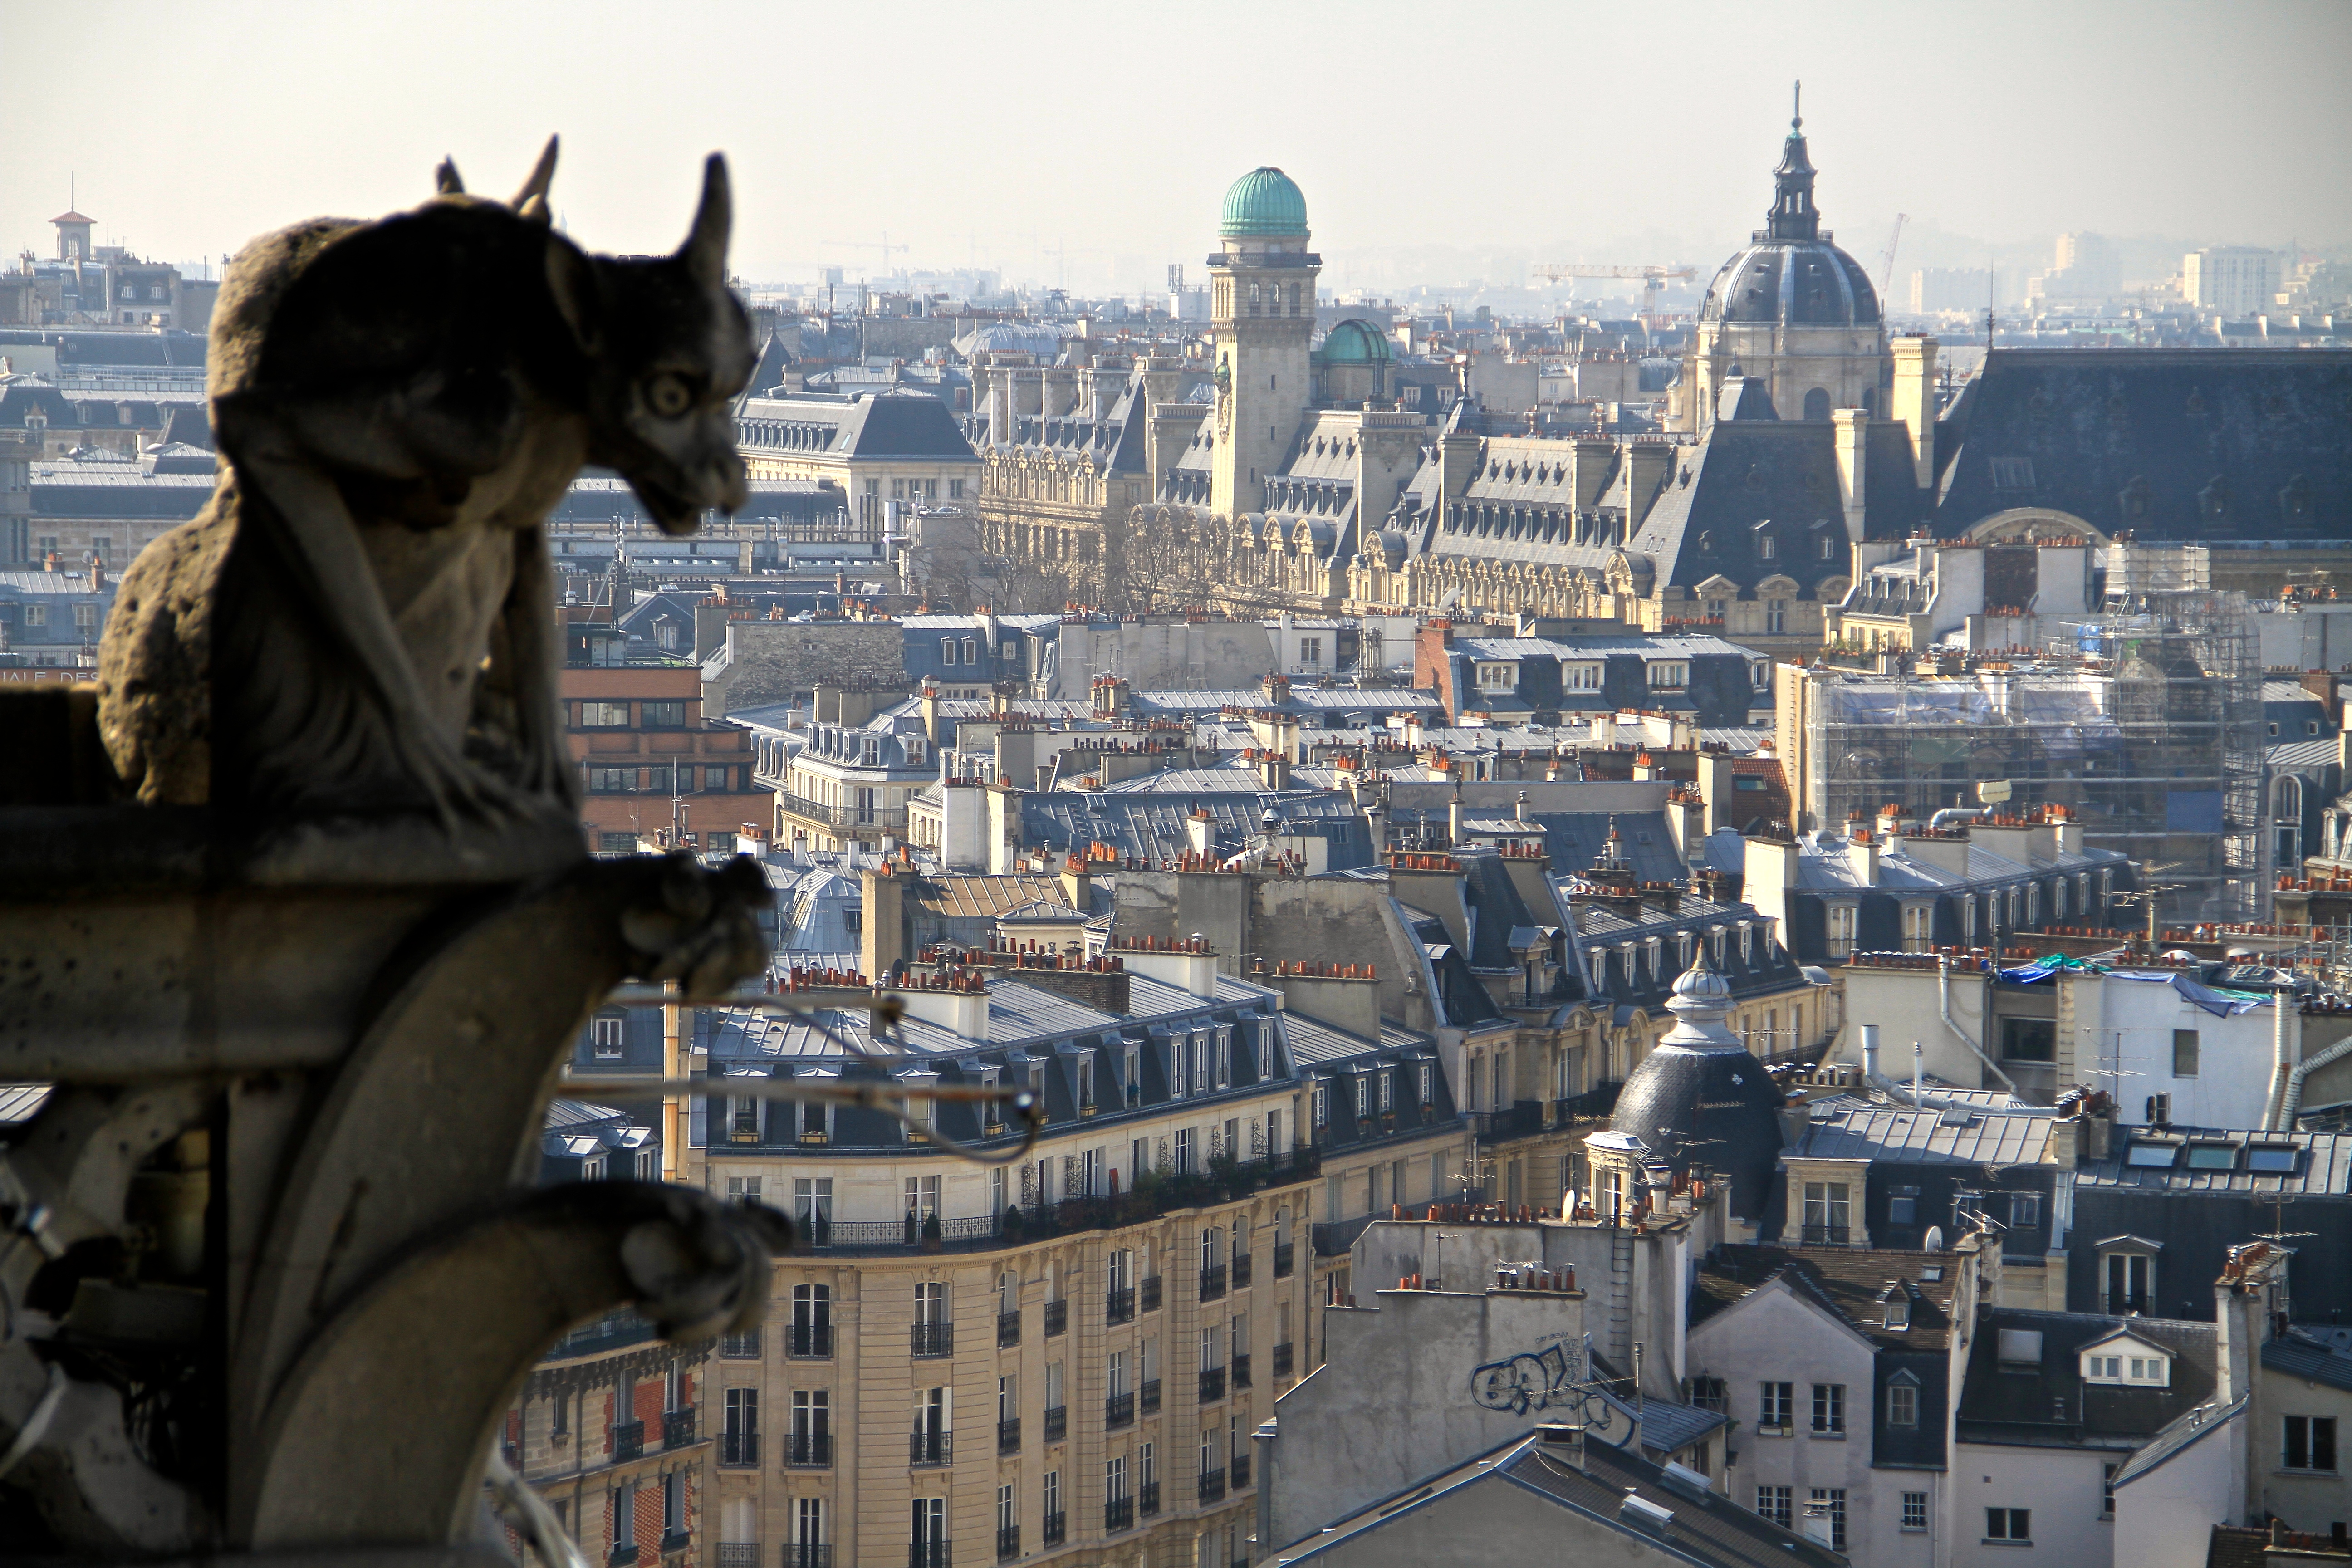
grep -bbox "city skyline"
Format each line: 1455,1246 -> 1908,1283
10,0 -> 2350,300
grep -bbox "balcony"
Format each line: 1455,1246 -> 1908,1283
785,1432 -> 832,1469
1041,1511 -> 1066,1549
1105,1391 -> 1134,1430
1199,1367 -> 1226,1403
784,1548 -> 831,1568
1557,1080 -> 1624,1123
911,1321 -> 954,1357
788,1323 -> 833,1359
1141,1276 -> 1162,1313
1140,1378 -> 1161,1416
661,1531 -> 692,1556
997,1417 -> 1020,1455
720,1330 -> 761,1359
1104,1496 -> 1134,1534
995,1526 -> 1018,1563
1273,1241 -> 1294,1278
612,1421 -> 646,1462
610,1547 -> 639,1566
1232,1451 -> 1252,1489
906,1546 -> 949,1568
909,1429 -> 951,1467
1140,1481 -> 1161,1518
716,1547 -> 759,1568
997,1309 -> 1020,1348
718,1430 -> 758,1468
1198,1264 -> 1227,1302
1105,1285 -> 1135,1325
1273,1343 -> 1294,1380
663,1409 -> 697,1450
1044,1298 -> 1068,1338
1197,1467 -> 1226,1504
1232,1251 -> 1253,1289
1043,1404 -> 1067,1443
776,790 -> 907,835
1232,1354 -> 1252,1392
1800,1224 -> 1852,1246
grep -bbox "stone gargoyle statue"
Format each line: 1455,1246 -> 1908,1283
95,137 -> 756,840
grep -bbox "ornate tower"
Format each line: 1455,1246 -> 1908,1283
1208,167 -> 1318,518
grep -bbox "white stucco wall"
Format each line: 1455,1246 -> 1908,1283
2071,974 -> 2285,1130
1950,1442 -> 2117,1568
2111,1409 -> 2244,1568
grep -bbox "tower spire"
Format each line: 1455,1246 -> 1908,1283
1765,83 -> 1821,242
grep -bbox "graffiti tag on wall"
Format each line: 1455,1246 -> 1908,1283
1467,1338 -> 1617,1435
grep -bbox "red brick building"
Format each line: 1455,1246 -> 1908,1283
560,664 -> 768,854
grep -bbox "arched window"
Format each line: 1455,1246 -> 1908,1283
1803,387 -> 1832,421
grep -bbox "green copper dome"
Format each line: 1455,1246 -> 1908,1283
1220,167 -> 1308,238
1319,318 -> 1391,364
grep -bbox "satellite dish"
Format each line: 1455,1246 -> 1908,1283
1923,1225 -> 1945,1253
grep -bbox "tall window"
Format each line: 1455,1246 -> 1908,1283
1803,1181 -> 1850,1241
795,1498 -> 825,1550
2284,1416 -> 2338,1472
1760,1382 -> 1793,1433
1887,1381 -> 1917,1427
1755,1485 -> 1792,1529
1808,1489 -> 1848,1552
914,1282 -> 948,1325
2173,1029 -> 2200,1078
911,1498 -> 946,1562
1901,1492 -> 1928,1532
1811,1383 -> 1845,1434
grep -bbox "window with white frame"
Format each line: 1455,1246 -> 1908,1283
1564,662 -> 1602,691
1476,662 -> 1515,692
1646,662 -> 1689,689
591,1014 -> 626,1057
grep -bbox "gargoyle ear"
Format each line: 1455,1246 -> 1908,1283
546,236 -> 603,355
679,153 -> 731,288
436,157 -> 464,196
513,135 -> 559,225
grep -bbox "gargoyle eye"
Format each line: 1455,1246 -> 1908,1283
646,373 -> 693,418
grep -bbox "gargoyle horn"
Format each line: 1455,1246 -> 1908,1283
680,153 -> 731,286
512,135 -> 559,225
435,157 -> 464,196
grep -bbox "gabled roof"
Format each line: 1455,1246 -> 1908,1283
1955,1309 -> 2218,1448
1690,1243 -> 1965,1352
2262,1326 -> 2352,1393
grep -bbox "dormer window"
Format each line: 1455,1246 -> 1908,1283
1476,662 -> 1515,693
2082,1340 -> 2171,1387
1880,1289 -> 1912,1332
1353,1076 -> 1370,1117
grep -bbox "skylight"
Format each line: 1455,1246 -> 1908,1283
2246,1146 -> 2299,1174
2184,1145 -> 2237,1171
2125,1142 -> 2180,1168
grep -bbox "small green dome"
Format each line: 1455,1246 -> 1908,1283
1220,167 -> 1308,238
1319,318 -> 1391,364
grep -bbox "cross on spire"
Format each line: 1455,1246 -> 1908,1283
1792,79 -> 1802,132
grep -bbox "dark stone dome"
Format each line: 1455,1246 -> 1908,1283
1701,240 -> 1880,327
1607,963 -> 1787,1219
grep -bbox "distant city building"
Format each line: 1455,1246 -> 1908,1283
2184,247 -> 2281,318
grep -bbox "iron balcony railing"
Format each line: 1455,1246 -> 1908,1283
785,1432 -> 832,1468
1273,1241 -> 1294,1278
1197,1467 -> 1226,1504
1199,1264 -> 1227,1302
788,1323 -> 833,1359
906,1545 -> 949,1568
1231,1252 -> 1253,1289
1140,1481 -> 1161,1517
660,1530 -> 691,1555
1140,1378 -> 1161,1415
994,1526 -> 1018,1563
783,1548 -> 831,1568
1104,1496 -> 1134,1533
775,791 -> 907,833
1106,1285 -> 1135,1325
911,1321 -> 953,1357
1801,1224 -> 1852,1246
663,1409 -> 696,1449
718,1429 -> 757,1468
716,1546 -> 759,1568
1232,1354 -> 1252,1392
612,1421 -> 646,1462
1041,1511 -> 1065,1548
997,1417 -> 1020,1455
1043,1299 -> 1067,1337
1232,1451 -> 1252,1489
1043,1404 -> 1067,1443
720,1330 -> 760,1359
1273,1343 -> 1294,1379
909,1428 -> 951,1467
1105,1391 -> 1134,1430
1141,1276 -> 1162,1313
997,1309 -> 1020,1348
1557,1080 -> 1625,1123
1199,1367 -> 1225,1403
610,1546 -> 638,1566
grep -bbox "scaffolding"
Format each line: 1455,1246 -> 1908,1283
1808,590 -> 2264,922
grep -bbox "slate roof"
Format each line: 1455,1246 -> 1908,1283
2109,1393 -> 2244,1488
2076,1127 -> 2352,1196
736,390 -> 980,462
1017,790 -> 1374,868
1929,349 -> 2352,544
1273,1427 -> 1845,1568
1955,1309 -> 2218,1449
1690,1244 -> 1966,1352
2268,735 -> 2340,772
1788,1097 -> 2056,1166
907,874 -> 1070,922
2260,1326 -> 2352,1393
1278,1012 -> 1432,1067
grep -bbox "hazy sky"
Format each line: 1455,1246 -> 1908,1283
12,0 -> 2351,296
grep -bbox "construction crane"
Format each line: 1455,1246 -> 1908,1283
820,235 -> 910,274
1530,264 -> 1697,326
1877,213 -> 1909,305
